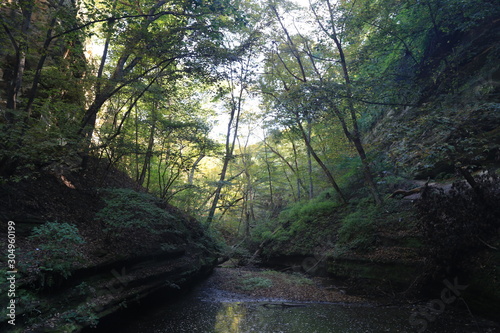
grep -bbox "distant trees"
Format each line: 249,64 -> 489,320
260,0 -> 381,205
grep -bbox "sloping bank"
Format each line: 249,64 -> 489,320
0,158 -> 219,332
256,183 -> 500,321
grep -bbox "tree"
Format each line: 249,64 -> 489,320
309,0 -> 382,205
206,56 -> 253,225
0,0 -> 86,176
77,0 -> 246,144
263,129 -> 308,203
204,0 -> 265,225
260,3 -> 347,203
0,0 -> 249,179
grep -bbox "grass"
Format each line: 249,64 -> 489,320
236,270 -> 314,293
261,270 -> 314,285
239,277 -> 273,291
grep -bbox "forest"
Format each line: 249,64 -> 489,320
0,0 -> 499,331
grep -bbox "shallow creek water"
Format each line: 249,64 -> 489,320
90,273 -> 499,333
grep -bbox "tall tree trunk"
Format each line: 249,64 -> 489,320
134,106 -> 140,182
315,0 -> 382,205
296,117 -> 347,204
206,99 -> 242,225
76,0 -> 167,144
188,155 -> 205,185
262,137 -> 275,207
139,110 -> 157,186
206,55 -> 250,225
306,118 -> 314,199
206,153 -> 231,225
265,139 -> 308,200
4,0 -> 34,113
25,0 -> 68,117
291,140 -> 304,199
78,92 -> 112,142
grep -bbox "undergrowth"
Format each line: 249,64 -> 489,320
253,179 -> 419,259
336,204 -> 378,251
239,276 -> 273,291
28,222 -> 85,285
95,188 -> 181,240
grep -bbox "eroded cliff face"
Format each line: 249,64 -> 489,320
0,158 -> 219,332
367,18 -> 500,179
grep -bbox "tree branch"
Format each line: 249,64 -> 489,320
50,11 -> 200,41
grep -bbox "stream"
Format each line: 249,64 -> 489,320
88,269 -> 499,333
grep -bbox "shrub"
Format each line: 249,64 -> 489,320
253,195 -> 341,256
274,199 -> 339,249
95,188 -> 178,237
62,304 -> 99,327
279,198 -> 339,227
337,206 -> 377,251
30,222 -> 85,281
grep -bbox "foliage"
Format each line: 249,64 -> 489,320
253,194 -> 341,256
1,0 -> 499,289
379,102 -> 500,179
0,115 -> 81,180
336,205 -> 378,251
239,276 -> 273,291
334,155 -> 366,196
62,304 -> 99,327
276,197 -> 339,241
16,289 -> 43,318
29,222 -> 85,281
279,197 -> 340,227
95,188 -> 179,237
0,0 -> 250,181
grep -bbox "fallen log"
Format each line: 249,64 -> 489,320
388,187 -> 422,198
262,302 -> 307,308
389,178 -> 431,199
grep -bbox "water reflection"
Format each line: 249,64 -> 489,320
206,301 -> 416,333
88,286 -> 499,333
214,303 -> 245,332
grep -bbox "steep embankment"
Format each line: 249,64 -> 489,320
0,157 -> 219,332
368,18 -> 500,178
